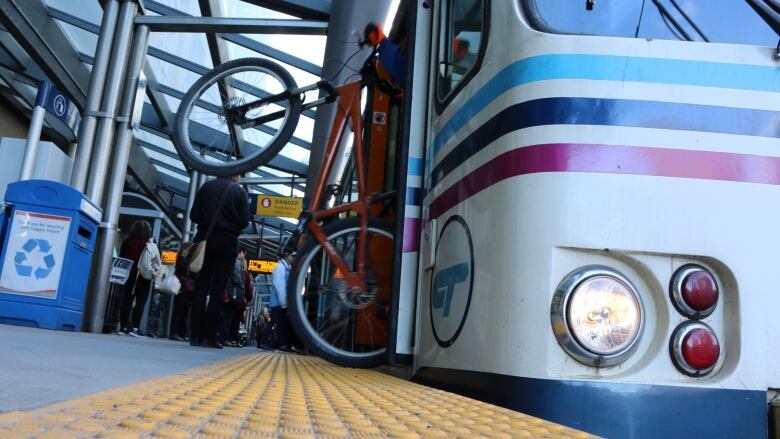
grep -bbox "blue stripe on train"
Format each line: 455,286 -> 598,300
407,158 -> 425,177
405,187 -> 421,207
430,97 -> 780,188
413,367 -> 766,438
432,54 -> 780,155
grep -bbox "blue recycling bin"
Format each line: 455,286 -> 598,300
0,180 -> 101,331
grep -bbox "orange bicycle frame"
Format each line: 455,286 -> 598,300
305,81 -> 370,290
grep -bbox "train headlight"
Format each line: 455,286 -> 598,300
551,266 -> 644,366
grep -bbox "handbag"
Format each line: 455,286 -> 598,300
188,183 -> 234,274
156,266 -> 181,295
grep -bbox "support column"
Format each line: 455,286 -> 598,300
85,0 -> 137,204
70,0 -> 120,192
83,24 -> 150,333
182,169 -> 199,243
304,0 -> 393,203
19,105 -> 46,180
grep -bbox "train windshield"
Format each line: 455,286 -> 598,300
522,0 -> 777,47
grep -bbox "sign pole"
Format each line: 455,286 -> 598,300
20,80 -> 79,181
19,104 -> 46,180
258,218 -> 265,259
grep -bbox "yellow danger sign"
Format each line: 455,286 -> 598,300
161,250 -> 177,265
248,259 -> 277,274
256,196 -> 303,218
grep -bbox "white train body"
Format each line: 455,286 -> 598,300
404,1 -> 780,436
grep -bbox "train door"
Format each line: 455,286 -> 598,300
415,0 -> 487,368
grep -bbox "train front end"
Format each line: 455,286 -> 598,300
413,1 -> 780,437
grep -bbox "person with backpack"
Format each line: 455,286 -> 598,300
219,248 -> 251,347
118,220 -> 161,337
189,174 -> 250,348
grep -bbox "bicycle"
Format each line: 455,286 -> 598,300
173,50 -> 399,368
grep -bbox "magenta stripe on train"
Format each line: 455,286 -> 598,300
428,143 -> 780,220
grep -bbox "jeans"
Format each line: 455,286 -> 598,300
261,306 -> 288,348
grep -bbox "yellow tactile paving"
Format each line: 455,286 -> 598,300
0,353 -> 595,438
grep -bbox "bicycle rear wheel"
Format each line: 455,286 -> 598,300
173,57 -> 302,176
287,217 -> 395,368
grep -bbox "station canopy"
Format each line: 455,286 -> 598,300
0,0 -> 332,252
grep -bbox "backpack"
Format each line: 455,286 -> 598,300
227,259 -> 245,304
138,239 -> 162,280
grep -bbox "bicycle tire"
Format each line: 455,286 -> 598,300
173,57 -> 302,176
287,217 -> 395,368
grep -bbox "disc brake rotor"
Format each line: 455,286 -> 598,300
330,275 -> 377,310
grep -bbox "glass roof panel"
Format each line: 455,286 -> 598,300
149,32 -> 213,69
155,0 -> 202,16
54,21 -> 98,57
44,0 -> 102,24
155,165 -> 189,181
245,35 -> 327,65
225,42 -> 321,86
144,147 -> 186,171
145,57 -> 201,96
221,0 -> 297,19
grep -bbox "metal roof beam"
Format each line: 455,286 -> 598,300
0,0 -> 89,107
4,2 -> 177,213
134,15 -> 327,35
146,46 -> 316,121
138,137 -> 304,196
240,0 -> 331,21
138,100 -> 307,175
144,0 -> 322,76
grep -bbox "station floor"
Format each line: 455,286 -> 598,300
0,325 -> 593,438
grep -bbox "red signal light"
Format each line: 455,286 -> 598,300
682,328 -> 720,370
671,322 -> 720,376
671,265 -> 718,318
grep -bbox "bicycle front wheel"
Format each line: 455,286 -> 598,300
287,217 -> 395,368
173,57 -> 302,176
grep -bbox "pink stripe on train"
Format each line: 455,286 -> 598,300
429,143 -> 780,220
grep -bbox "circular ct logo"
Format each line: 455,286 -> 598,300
261,198 -> 271,208
53,95 -> 66,116
430,215 -> 474,347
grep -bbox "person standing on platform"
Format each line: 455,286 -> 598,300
189,175 -> 250,349
220,247 -> 250,347
118,220 -> 153,337
170,241 -> 194,341
259,247 -> 295,352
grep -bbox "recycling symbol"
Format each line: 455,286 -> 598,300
14,239 -> 56,279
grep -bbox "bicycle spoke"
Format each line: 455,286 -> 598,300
174,58 -> 300,176
290,220 -> 394,365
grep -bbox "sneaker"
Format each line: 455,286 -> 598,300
127,328 -> 146,338
204,339 -> 223,349
276,346 -> 294,353
116,329 -> 128,336
257,344 -> 273,351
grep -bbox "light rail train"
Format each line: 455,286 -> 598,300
403,0 -> 780,437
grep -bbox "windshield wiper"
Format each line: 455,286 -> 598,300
670,0 -> 709,42
651,0 -> 694,41
746,0 -> 780,35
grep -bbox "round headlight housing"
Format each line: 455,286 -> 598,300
551,266 -> 644,366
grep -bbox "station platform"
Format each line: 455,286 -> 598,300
0,326 -> 593,438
